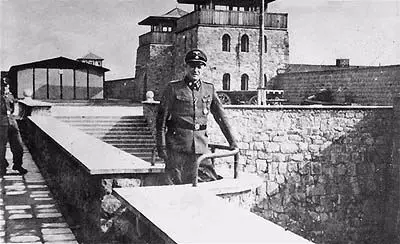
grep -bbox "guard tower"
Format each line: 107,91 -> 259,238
77,52 -> 104,67
134,1 -> 288,102
135,8 -> 188,101
174,0 -> 288,92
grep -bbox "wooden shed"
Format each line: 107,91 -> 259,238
7,56 -> 109,100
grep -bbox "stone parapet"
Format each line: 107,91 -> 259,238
19,116 -> 164,243
207,105 -> 393,243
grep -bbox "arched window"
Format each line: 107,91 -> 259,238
222,73 -> 230,90
241,74 -> 249,90
241,34 -> 249,52
264,74 -> 268,87
264,35 -> 268,53
222,34 -> 231,52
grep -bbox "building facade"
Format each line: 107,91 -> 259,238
7,56 -> 109,100
134,0 -> 289,101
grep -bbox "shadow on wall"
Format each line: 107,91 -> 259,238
208,108 -> 395,244
34,85 -> 103,100
281,112 -> 391,243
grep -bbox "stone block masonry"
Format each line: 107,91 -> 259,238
207,105 -> 394,243
273,65 -> 400,105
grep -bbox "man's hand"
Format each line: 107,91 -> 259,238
230,142 -> 239,150
158,147 -> 168,161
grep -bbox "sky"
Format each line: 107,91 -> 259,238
0,0 -> 399,80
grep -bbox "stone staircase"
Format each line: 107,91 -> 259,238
54,115 -> 162,163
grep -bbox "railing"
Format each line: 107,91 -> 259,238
193,144 -> 240,187
138,32 -> 174,46
257,88 -> 287,105
176,10 -> 288,31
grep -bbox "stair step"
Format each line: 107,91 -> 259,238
82,130 -> 153,138
93,135 -> 155,140
55,115 -> 145,119
66,122 -> 148,126
103,139 -> 156,144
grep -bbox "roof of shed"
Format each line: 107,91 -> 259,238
9,56 -> 110,73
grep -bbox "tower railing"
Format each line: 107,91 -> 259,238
176,10 -> 287,32
138,32 -> 174,46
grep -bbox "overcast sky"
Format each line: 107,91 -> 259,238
0,0 -> 399,79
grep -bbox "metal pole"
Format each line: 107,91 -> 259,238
258,0 -> 265,105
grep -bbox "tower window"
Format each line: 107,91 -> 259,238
241,34 -> 249,52
222,34 -> 231,52
222,73 -> 230,90
241,74 -> 249,90
264,36 -> 268,53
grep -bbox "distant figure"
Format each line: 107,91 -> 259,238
0,79 -> 9,175
302,87 -> 334,105
1,80 -> 27,175
156,49 -> 238,185
307,88 -> 333,102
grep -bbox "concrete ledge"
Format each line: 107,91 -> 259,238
196,173 -> 263,195
224,104 -> 393,110
114,185 -> 312,244
29,116 -> 164,175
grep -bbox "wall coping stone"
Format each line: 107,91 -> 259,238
29,116 -> 165,175
223,105 -> 393,110
19,98 -> 52,107
114,183 -> 312,244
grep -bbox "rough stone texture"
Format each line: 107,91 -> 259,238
135,44 -> 175,101
135,21 -> 289,102
19,118 -> 158,243
272,65 -> 400,105
207,106 -> 393,244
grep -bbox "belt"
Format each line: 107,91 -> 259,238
167,120 -> 207,131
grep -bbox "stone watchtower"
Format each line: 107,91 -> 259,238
135,8 -> 188,101
134,0 -> 289,101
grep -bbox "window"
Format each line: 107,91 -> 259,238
241,34 -> 249,52
241,74 -> 249,90
222,34 -> 231,52
222,74 -> 230,90
264,74 -> 268,87
264,36 -> 268,53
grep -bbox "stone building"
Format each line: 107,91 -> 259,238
134,0 -> 289,101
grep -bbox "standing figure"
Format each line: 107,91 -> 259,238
0,79 -> 9,175
156,49 -> 238,185
2,80 -> 27,175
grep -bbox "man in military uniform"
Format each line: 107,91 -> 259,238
156,49 -> 238,185
1,79 -> 27,175
0,79 -> 9,175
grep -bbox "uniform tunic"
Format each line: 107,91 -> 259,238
156,77 -> 237,184
0,94 -> 9,171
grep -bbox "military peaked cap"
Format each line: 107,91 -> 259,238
185,49 -> 207,66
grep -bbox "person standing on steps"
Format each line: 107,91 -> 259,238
0,78 -> 9,175
156,49 -> 238,185
1,78 -> 27,175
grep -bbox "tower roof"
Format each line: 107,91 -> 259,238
177,0 -> 276,7
78,52 -> 104,61
138,7 -> 188,26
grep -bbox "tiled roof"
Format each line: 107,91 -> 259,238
163,7 -> 188,18
79,52 -> 104,60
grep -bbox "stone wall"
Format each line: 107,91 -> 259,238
104,78 -> 136,100
272,65 -> 400,105
207,105 -> 394,243
19,117 -> 162,243
173,26 -> 289,91
135,44 -> 175,101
